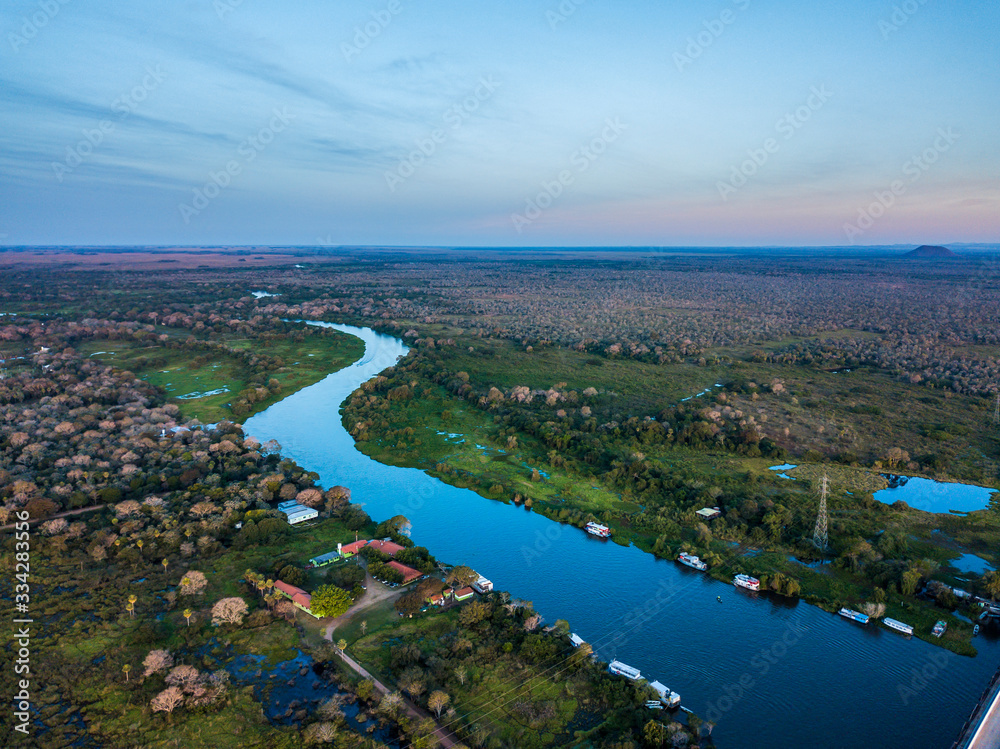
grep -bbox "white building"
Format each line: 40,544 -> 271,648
280,502 -> 318,525
472,575 -> 493,594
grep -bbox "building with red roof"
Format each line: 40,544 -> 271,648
454,586 -> 475,601
340,539 -> 368,557
366,539 -> 405,557
387,560 -> 423,584
273,580 -> 317,617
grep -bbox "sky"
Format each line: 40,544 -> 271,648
1,0 -> 998,247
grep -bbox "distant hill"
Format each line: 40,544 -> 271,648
904,245 -> 957,258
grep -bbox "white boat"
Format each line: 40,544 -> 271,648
838,608 -> 870,625
585,521 -> 611,538
883,617 -> 913,635
733,574 -> 760,592
649,680 -> 681,708
676,552 -> 708,571
973,624 -> 980,636
608,660 -> 641,680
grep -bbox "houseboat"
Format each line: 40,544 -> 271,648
932,620 -> 947,637
733,574 -> 760,592
839,608 -> 870,625
585,521 -> 611,538
649,680 -> 681,709
883,617 -> 914,636
608,660 -> 642,681
677,552 -> 708,571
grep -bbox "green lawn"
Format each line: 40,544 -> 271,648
77,328 -> 364,422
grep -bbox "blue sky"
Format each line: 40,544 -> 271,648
1,0 -> 997,246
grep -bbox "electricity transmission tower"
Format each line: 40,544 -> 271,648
812,474 -> 829,552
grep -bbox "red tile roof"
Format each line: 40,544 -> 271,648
388,560 -> 423,583
291,592 -> 312,609
367,539 -> 405,557
340,540 -> 368,555
455,586 -> 475,597
274,580 -> 307,598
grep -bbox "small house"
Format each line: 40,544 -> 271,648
339,539 -> 369,558
309,550 -> 340,568
279,502 -> 318,525
696,507 -> 722,520
454,586 -> 475,602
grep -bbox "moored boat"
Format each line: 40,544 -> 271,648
608,659 -> 641,680
932,620 -> 947,637
839,608 -> 870,624
585,521 -> 611,538
649,680 -> 681,709
733,574 -> 760,592
883,617 -> 913,635
677,552 -> 708,571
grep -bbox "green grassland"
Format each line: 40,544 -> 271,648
77,329 -> 364,423
341,330 -> 1000,653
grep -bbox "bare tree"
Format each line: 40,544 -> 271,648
211,597 -> 248,626
142,649 -> 174,677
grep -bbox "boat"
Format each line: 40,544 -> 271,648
733,574 -> 760,592
585,521 -> 611,538
838,608 -> 870,625
883,617 -> 914,635
608,660 -> 641,680
650,680 -> 681,708
676,552 -> 708,571
932,620 -> 947,637
973,624 -> 980,636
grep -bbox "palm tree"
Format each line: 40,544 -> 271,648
126,601 -> 135,618
360,620 -> 368,635
161,558 -> 168,574
136,539 -> 144,551
128,594 -> 137,615
122,663 -> 131,682
183,608 -> 193,627
337,639 -> 348,652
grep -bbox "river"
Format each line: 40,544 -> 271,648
244,323 -> 1000,749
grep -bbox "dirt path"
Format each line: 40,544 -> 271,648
329,647 -> 458,748
321,571 -> 458,746
323,570 -> 400,640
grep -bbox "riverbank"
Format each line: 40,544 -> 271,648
241,322 -> 1000,749
340,353 -> 995,655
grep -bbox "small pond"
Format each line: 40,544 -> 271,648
874,475 -> 997,514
